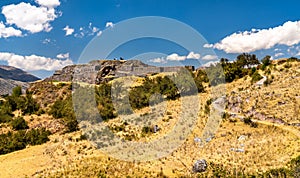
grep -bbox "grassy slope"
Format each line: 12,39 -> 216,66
0,60 -> 299,177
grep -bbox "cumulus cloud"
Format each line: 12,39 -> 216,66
149,57 -> 167,64
2,2 -> 60,33
150,52 -> 201,63
0,52 -> 73,71
205,20 -> 300,53
105,22 -> 114,28
35,0 -> 60,8
56,53 -> 69,59
203,44 -> 213,48
166,52 -> 201,61
0,21 -> 22,38
63,26 -> 74,36
166,53 -> 186,61
202,54 -> 218,60
187,52 -> 201,59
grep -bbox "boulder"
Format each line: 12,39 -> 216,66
192,159 -> 207,173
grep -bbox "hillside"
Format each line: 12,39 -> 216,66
0,65 -> 39,82
0,65 -> 40,95
0,57 -> 299,177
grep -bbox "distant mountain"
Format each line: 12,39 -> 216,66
0,65 -> 40,96
0,65 -> 40,82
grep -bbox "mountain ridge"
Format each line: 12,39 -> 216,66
0,65 -> 40,95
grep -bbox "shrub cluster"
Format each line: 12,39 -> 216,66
50,95 -> 78,132
0,128 -> 50,155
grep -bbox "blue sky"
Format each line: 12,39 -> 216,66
1,0 -> 300,78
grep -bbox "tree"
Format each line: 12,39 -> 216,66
236,53 -> 260,68
11,86 -> 22,97
220,58 -> 229,63
262,55 -> 271,66
22,91 -> 40,114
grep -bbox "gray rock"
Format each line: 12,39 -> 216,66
194,137 -> 201,143
192,159 -> 207,173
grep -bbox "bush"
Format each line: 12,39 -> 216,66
11,117 -> 29,130
11,86 -> 22,97
0,128 -> 50,155
50,96 -> 78,132
0,101 -> 13,123
141,126 -> 152,135
243,117 -> 258,128
284,63 -> 292,68
251,71 -> 263,83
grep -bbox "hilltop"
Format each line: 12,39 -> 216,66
0,56 -> 299,177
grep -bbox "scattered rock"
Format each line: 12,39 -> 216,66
238,135 -> 247,141
192,159 -> 207,173
194,137 -> 201,143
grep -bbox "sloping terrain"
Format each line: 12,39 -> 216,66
0,59 -> 299,177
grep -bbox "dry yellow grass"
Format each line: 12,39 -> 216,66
0,60 -> 299,177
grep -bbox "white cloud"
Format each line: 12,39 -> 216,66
74,23 -> 100,38
63,26 -> 74,36
187,52 -> 201,59
35,0 -> 60,8
202,54 -> 218,60
149,57 -> 167,63
203,44 -> 213,48
97,31 -> 103,36
274,48 -> 281,52
166,53 -> 186,61
89,22 -> 99,34
42,38 -> 51,44
206,20 -> 300,53
274,52 -> 284,57
2,2 -> 60,33
0,52 -> 73,71
106,22 -> 114,28
0,21 -> 22,38
56,53 -> 69,59
202,61 -> 219,67
150,52 -> 201,62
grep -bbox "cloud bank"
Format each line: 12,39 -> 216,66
205,20 -> 300,53
0,52 -> 73,71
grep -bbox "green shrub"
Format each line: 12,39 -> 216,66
50,96 -> 78,132
284,62 -> 292,68
251,71 -> 263,83
0,101 -> 13,123
11,117 -> 29,130
11,86 -> 22,97
243,117 -> 258,128
0,128 -> 50,155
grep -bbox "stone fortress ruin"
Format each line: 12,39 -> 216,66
46,59 -> 195,84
